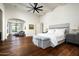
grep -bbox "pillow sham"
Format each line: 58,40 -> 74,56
55,28 -> 66,36
47,29 -> 55,34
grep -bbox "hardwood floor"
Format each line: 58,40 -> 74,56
0,36 -> 79,56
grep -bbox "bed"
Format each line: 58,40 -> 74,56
33,23 -> 70,49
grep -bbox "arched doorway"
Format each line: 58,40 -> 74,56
7,18 -> 25,35
0,9 -> 2,42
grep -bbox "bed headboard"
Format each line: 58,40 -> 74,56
49,23 -> 70,34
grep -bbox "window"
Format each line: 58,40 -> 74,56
11,23 -> 22,32
12,23 -> 17,32
7,22 -> 23,34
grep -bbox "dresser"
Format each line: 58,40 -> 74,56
65,33 -> 79,45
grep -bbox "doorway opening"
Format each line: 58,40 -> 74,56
7,18 -> 25,36
0,9 -> 2,42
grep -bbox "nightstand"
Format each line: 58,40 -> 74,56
65,33 -> 79,45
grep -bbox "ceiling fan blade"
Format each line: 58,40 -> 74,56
33,10 -> 35,13
37,6 -> 43,8
27,9 -> 33,12
26,6 -> 32,8
29,3 -> 34,8
19,4 -> 32,8
36,9 -> 39,13
34,3 -> 38,8
37,9 -> 43,11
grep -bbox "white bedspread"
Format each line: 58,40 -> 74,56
38,33 -> 58,47
33,32 -> 65,48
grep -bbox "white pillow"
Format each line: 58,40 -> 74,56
55,28 -> 65,36
47,29 -> 55,34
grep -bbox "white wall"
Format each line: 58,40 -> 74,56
4,4 -> 40,37
41,4 -> 79,32
0,10 -> 1,33
0,4 -> 5,41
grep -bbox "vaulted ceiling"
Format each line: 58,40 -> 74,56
4,3 -> 66,16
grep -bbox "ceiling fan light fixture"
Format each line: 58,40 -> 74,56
27,3 -> 43,13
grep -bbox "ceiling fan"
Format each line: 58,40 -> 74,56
26,3 -> 43,13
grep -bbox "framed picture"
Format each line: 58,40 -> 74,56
29,24 -> 34,29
